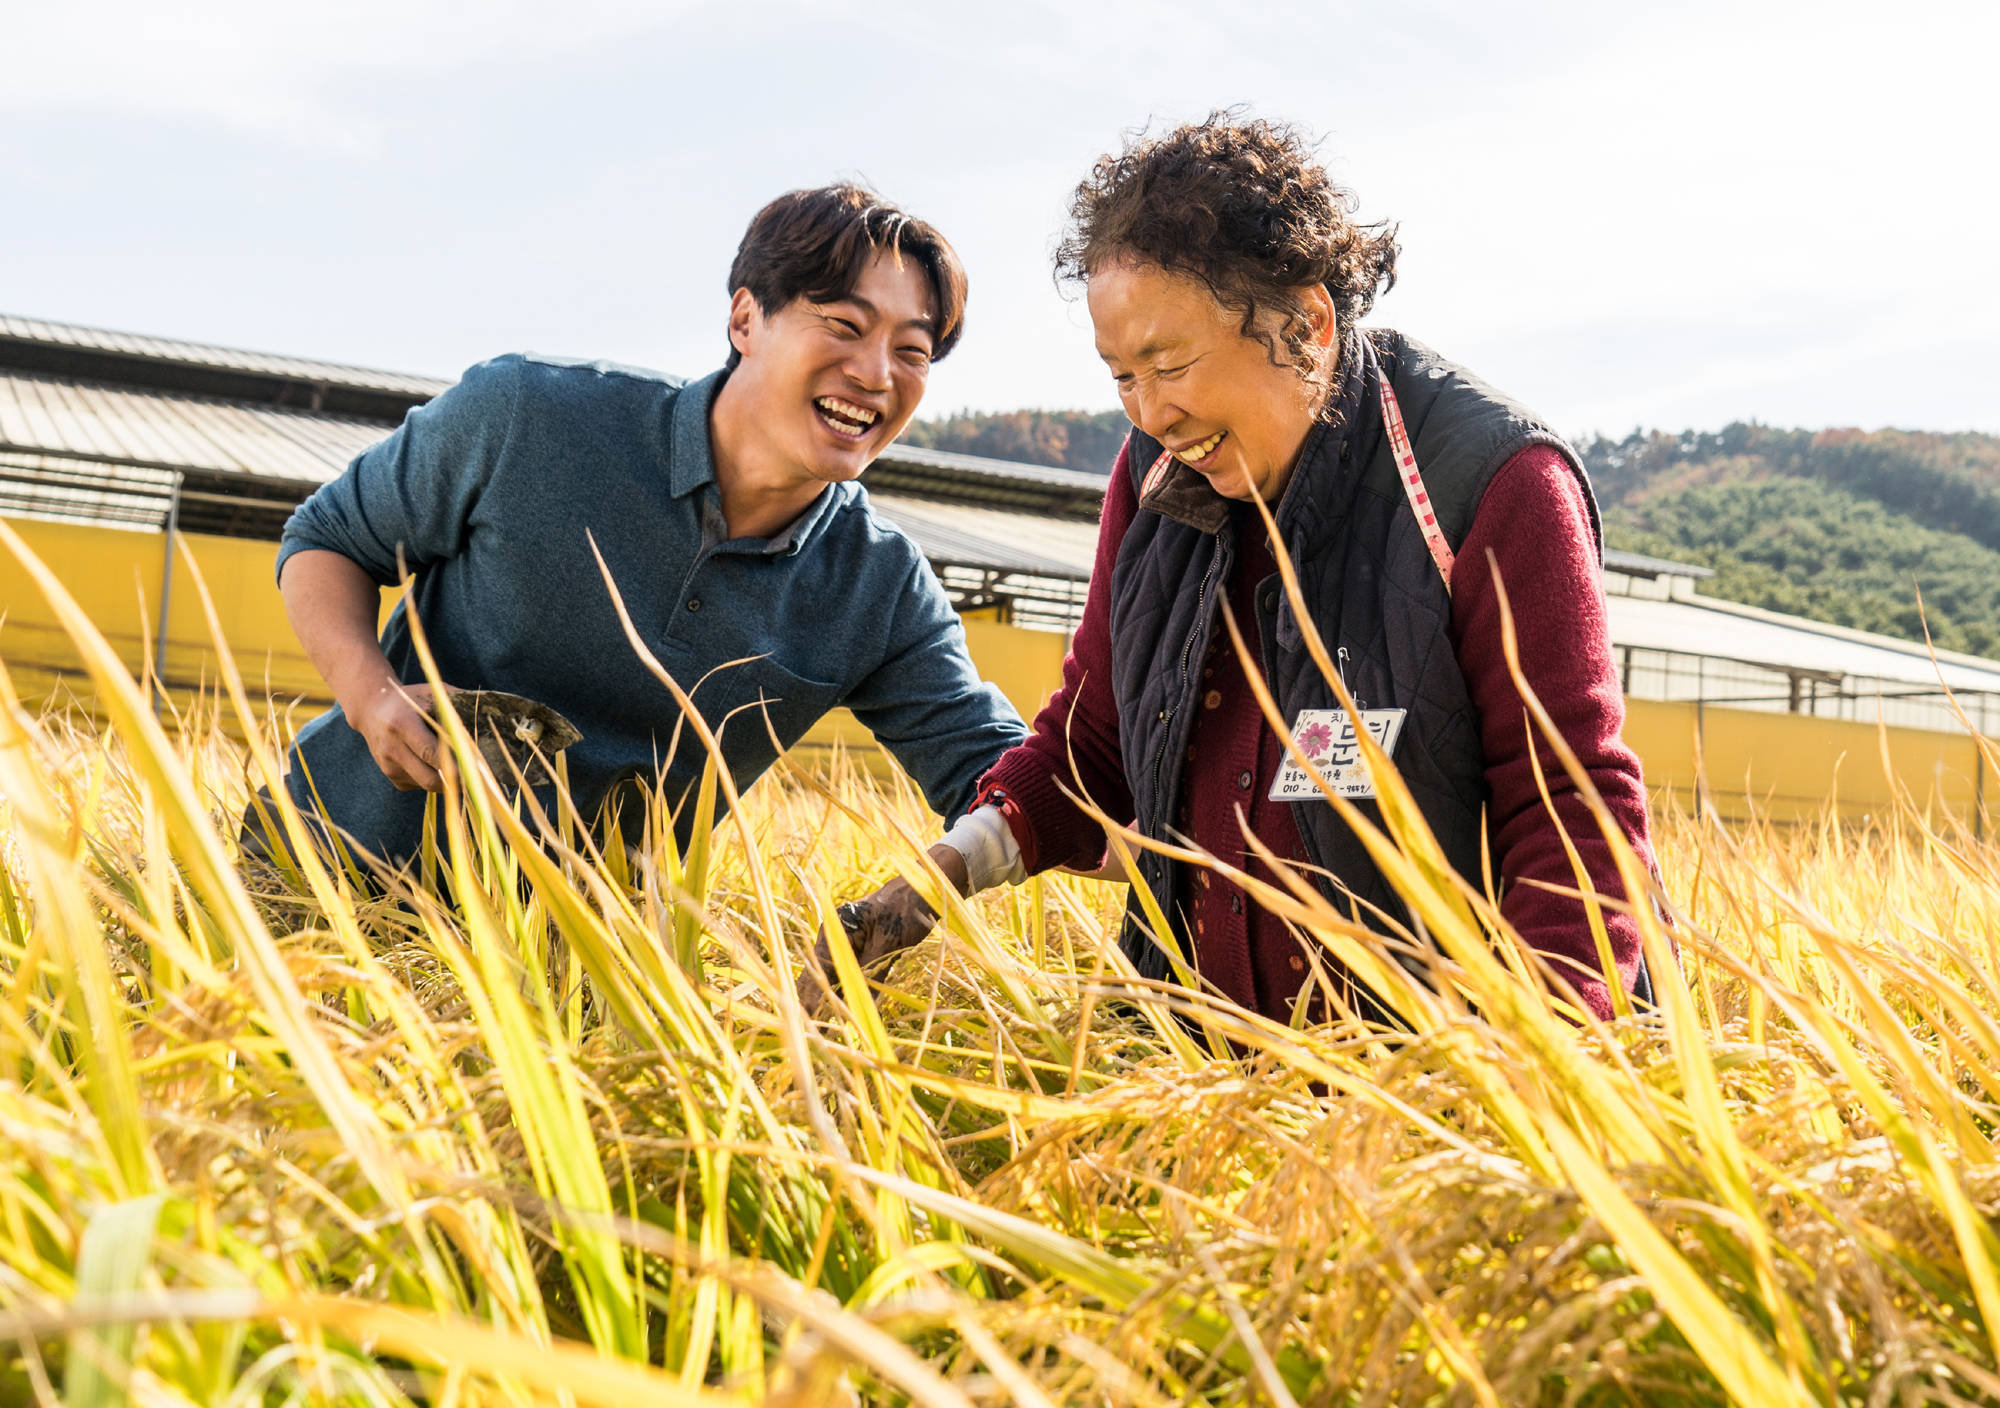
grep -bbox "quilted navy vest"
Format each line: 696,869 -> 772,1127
1107,329 -> 1603,1009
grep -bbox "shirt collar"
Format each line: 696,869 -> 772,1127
768,479 -> 841,554
697,487 -> 833,557
668,367 -> 730,499
670,364 -> 845,556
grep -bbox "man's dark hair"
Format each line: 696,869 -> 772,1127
726,185 -> 968,369
1055,113 -> 1398,386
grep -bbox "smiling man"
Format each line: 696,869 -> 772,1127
266,185 -> 1025,869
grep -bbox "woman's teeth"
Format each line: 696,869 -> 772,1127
815,396 -> 879,437
1177,430 -> 1226,464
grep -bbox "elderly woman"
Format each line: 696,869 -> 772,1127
820,114 -> 1656,1024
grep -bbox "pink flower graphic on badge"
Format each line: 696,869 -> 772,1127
1295,721 -> 1335,760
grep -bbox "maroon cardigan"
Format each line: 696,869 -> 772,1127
980,440 -> 1655,1022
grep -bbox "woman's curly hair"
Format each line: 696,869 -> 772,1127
1055,113 -> 1398,390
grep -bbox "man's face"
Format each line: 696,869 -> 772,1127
727,249 -> 937,485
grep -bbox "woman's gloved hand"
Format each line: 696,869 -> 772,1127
797,844 -> 968,1015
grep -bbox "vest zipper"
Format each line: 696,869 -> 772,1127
1148,545 -> 1223,839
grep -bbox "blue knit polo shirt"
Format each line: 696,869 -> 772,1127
276,354 -> 1024,865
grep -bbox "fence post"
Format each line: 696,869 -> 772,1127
151,473 -> 183,714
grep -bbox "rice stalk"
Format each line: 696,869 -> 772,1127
1,521 -> 1999,1402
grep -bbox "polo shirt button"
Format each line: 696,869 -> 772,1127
1289,954 -> 1305,972
1230,894 -> 1243,914
1237,770 -> 1252,790
686,598 -> 702,612
1204,690 -> 1222,710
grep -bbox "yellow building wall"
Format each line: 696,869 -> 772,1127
0,518 -> 346,715
789,618 -> 1069,776
1623,697 -> 1996,823
0,517 -> 1063,757
2,515 -> 1993,824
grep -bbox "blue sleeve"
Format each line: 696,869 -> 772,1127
842,555 -> 1029,822
276,355 -> 525,586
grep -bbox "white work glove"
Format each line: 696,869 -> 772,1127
937,803 -> 1026,894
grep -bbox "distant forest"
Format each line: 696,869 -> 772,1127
904,410 -> 2000,658
899,409 -> 1132,476
1587,425 -> 2000,658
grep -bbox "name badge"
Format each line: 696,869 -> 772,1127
1269,707 -> 1407,801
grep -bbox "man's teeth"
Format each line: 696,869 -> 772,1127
816,396 -> 879,431
1177,430 -> 1226,464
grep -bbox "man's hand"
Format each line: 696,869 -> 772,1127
797,843 -> 968,1014
279,549 -> 448,792
350,680 -> 445,792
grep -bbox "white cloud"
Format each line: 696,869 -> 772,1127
0,0 -> 699,151
1369,0 -> 1999,328
4,0 -> 1993,431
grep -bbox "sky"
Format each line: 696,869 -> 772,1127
5,0 -> 1996,442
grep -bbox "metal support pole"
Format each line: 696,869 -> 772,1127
152,474 -> 183,713
1979,694 -> 1993,843
1694,693 -> 1707,815
1976,736 -> 1987,843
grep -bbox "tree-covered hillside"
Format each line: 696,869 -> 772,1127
1605,480 -> 2000,657
899,408 -> 1130,474
1583,424 -> 2000,656
904,411 -> 2000,656
1581,425 -> 2000,545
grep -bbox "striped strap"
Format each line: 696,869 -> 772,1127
1376,377 -> 1455,593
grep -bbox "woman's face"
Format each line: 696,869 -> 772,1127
1088,258 -> 1335,503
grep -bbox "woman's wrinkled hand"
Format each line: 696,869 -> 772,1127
795,879 -> 941,1015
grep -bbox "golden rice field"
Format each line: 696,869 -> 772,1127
6,527 -> 2000,1406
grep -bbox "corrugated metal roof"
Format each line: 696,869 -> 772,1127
1607,591 -> 2000,693
0,313 -> 450,399
866,492 -> 1097,579
866,443 -> 1109,520
8,313 -> 1989,688
0,370 -> 382,484
1604,547 -> 1712,580
875,442 -> 1108,493
0,451 -> 175,530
